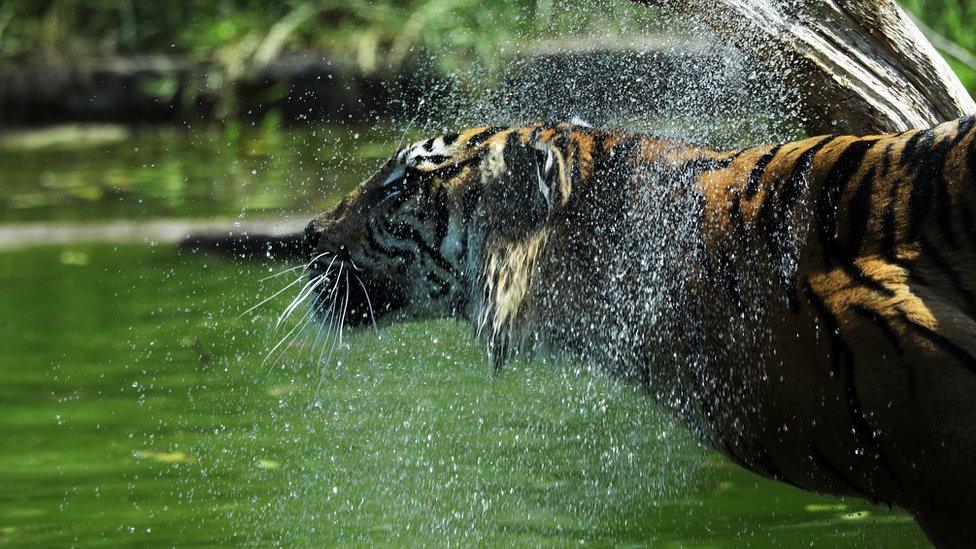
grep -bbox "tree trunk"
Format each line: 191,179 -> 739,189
631,0 -> 976,135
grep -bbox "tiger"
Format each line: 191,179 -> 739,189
302,116 -> 976,547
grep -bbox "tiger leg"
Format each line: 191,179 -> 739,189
889,282 -> 976,547
803,265 -> 976,546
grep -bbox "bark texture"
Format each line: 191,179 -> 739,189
632,0 -> 976,134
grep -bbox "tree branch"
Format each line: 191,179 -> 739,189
630,0 -> 975,134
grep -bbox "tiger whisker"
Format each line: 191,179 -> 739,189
306,308 -> 331,363
337,271 -> 352,344
313,286 -> 347,395
315,302 -> 340,366
262,294 -> 321,368
243,252 -> 335,320
320,264 -> 345,314
239,273 -> 307,319
307,264 -> 345,362
257,251 -> 331,283
354,274 -> 380,334
302,260 -> 343,365
258,263 -> 304,283
276,273 -> 328,328
270,251 -> 340,325
312,275 -> 347,396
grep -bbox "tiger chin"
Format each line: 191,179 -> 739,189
304,118 -> 976,547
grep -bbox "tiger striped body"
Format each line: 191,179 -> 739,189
305,117 -> 976,545
691,120 -> 976,545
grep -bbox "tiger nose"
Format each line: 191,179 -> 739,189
303,221 -> 321,258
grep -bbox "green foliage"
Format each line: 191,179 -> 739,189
900,0 -> 976,90
1,0 -> 974,116
0,0 -> 534,70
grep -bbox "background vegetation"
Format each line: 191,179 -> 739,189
0,0 -> 972,118
901,0 -> 976,90
0,1 -> 535,74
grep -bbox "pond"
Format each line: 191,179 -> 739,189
0,125 -> 925,545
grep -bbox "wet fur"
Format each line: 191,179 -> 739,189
306,118 -> 976,546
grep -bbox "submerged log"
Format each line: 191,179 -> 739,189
631,0 -> 976,134
0,218 -> 306,259
0,55 -> 438,126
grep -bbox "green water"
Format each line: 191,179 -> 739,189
0,126 -> 926,546
0,124 -> 404,223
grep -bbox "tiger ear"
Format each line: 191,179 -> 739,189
478,139 -> 566,240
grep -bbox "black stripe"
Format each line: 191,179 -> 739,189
905,131 -> 940,241
848,305 -> 903,354
919,237 -> 976,314
752,169 -> 780,235
423,154 -> 451,165
881,143 -> 894,175
900,129 -> 932,167
679,155 -> 736,174
804,280 -> 904,494
814,140 -> 895,297
881,176 -> 901,263
428,155 -> 478,180
766,136 -> 835,234
954,116 -> 976,146
756,137 -> 834,310
366,226 -> 415,266
743,144 -> 783,198
849,304 -> 917,405
503,130 -> 521,154
816,139 -> 875,269
715,244 -> 744,311
841,259 -> 897,298
430,188 -> 450,247
584,132 -> 606,184
727,190 -> 748,244
466,127 -> 504,147
897,312 -> 976,376
960,200 -> 976,249
730,147 -> 751,161
566,134 -> 582,189
441,132 -> 460,147
384,220 -> 461,281
933,138 -> 959,249
844,166 -> 876,257
802,280 -> 844,377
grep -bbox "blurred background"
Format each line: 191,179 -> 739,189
0,0 -> 963,545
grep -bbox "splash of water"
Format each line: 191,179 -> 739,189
238,0 -> 816,543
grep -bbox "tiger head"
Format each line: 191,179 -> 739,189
303,126 -> 576,331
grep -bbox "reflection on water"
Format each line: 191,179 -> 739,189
0,123 -> 406,223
